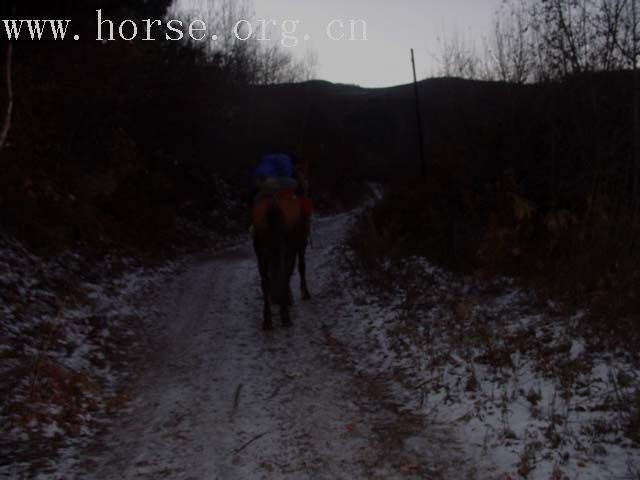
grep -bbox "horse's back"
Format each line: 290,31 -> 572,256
253,195 -> 304,234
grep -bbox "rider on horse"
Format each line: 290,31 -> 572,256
249,151 -> 312,230
250,151 -> 313,328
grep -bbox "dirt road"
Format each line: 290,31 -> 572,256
85,214 -> 459,480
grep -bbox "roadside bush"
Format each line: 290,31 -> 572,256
351,139 -> 640,341
350,163 -> 481,274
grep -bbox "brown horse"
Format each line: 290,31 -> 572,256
253,192 -> 311,330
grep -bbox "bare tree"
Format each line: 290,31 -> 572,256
436,29 -> 485,79
485,0 -> 534,83
634,0 -> 639,213
435,0 -> 638,82
622,0 -> 640,211
526,0 -> 634,78
168,0 -> 317,85
298,49 -> 319,82
528,0 -> 589,76
597,0 -> 627,70
0,42 -> 13,150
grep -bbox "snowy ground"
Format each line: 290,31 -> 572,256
0,235 -> 182,479
338,245 -> 640,479
2,208 -> 639,479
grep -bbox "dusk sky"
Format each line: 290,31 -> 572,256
176,0 -> 502,87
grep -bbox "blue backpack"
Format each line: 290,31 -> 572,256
253,153 -> 293,180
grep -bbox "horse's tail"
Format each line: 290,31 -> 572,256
266,202 -> 288,305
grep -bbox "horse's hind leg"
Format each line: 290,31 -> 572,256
263,296 -> 272,330
280,250 -> 296,327
257,252 -> 273,330
286,254 -> 295,306
298,243 -> 311,300
280,305 -> 291,327
286,285 -> 294,306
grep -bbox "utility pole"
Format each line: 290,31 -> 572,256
411,48 -> 426,178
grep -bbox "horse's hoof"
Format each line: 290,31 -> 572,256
302,291 -> 311,301
283,320 -> 293,328
263,321 -> 274,331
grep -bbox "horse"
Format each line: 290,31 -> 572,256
252,191 -> 311,330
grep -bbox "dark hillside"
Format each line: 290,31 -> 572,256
236,78 -> 533,204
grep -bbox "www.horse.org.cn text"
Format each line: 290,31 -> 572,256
2,11 -> 369,46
